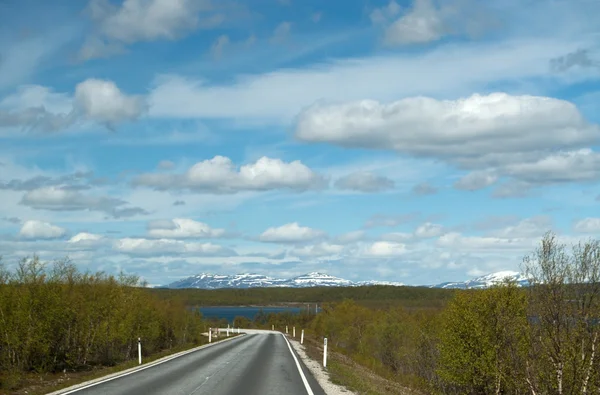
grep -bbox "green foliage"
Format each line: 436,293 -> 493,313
438,283 -> 529,394
0,256 -> 205,390
150,284 -> 455,308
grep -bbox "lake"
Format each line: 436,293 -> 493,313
199,306 -> 304,323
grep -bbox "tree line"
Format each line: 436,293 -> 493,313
0,256 -> 206,391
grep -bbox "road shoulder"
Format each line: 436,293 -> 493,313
286,335 -> 356,395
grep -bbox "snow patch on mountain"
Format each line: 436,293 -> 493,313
161,270 -> 529,290
161,271 -> 401,289
432,271 -> 530,289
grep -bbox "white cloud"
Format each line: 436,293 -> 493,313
334,171 -> 395,192
363,241 -> 407,257
259,222 -> 326,243
296,93 -> 598,159
113,238 -> 236,256
74,79 -> 147,126
489,216 -> 552,238
133,156 -> 327,193
89,0 -> 213,44
19,220 -> 66,240
147,218 -> 226,238
1,79 -> 145,133
68,232 -> 104,243
382,0 -> 445,45
454,171 -> 499,191
147,37 -> 585,122
296,93 -> 600,190
415,222 -> 444,238
334,230 -> 366,244
291,242 -> 345,258
20,187 -> 147,218
436,232 -> 536,252
371,0 -> 497,46
573,218 -> 600,233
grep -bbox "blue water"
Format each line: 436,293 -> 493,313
199,306 -> 303,323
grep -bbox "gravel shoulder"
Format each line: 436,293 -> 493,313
287,336 -> 356,395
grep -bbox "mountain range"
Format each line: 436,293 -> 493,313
160,271 -> 529,290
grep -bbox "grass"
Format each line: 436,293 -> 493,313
297,335 -> 421,395
295,336 -> 412,395
2,334 -> 240,395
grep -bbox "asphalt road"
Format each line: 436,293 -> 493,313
62,332 -> 326,395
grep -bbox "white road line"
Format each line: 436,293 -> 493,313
56,335 -> 246,395
282,333 -> 315,395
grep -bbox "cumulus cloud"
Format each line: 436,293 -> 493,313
147,218 -> 226,239
334,171 -> 395,192
113,238 -> 237,256
73,79 -> 147,127
80,0 -> 223,60
296,93 -> 600,190
133,156 -> 327,193
19,220 -> 66,240
0,79 -> 146,133
296,93 -> 598,158
371,0 -> 496,46
20,187 -> 147,218
573,218 -> 600,233
259,222 -> 326,243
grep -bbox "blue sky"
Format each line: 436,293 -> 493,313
1,0 -> 599,286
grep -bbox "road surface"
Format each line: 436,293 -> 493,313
60,331 -> 326,395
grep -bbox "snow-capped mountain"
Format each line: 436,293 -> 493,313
356,280 -> 405,286
431,271 -> 530,289
160,270 -> 527,290
284,272 -> 354,287
164,273 -> 287,289
161,272 -> 403,289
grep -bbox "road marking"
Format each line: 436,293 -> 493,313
55,335 -> 246,394
281,333 -> 315,395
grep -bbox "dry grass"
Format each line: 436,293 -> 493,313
300,336 -> 422,395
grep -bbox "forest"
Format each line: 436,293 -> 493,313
0,257 -> 207,392
1,231 -> 599,394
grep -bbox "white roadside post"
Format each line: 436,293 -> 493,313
301,329 -> 304,344
286,325 -> 288,334
238,327 -> 240,334
293,326 -> 296,338
323,338 -> 328,368
272,324 -> 274,331
209,328 -> 212,343
227,324 -> 230,337
138,338 -> 142,365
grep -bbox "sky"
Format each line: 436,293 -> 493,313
0,0 -> 599,287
